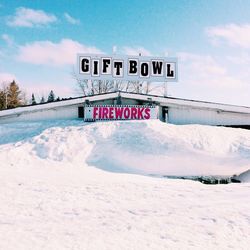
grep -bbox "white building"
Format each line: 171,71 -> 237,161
0,91 -> 250,128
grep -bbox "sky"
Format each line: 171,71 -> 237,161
1,0 -> 250,106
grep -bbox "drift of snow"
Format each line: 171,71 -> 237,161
236,169 -> 250,182
0,120 -> 249,250
1,120 -> 249,176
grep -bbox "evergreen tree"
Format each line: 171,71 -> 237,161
31,93 -> 36,105
40,96 -> 45,103
47,90 -> 55,102
0,90 -> 6,110
7,80 -> 22,109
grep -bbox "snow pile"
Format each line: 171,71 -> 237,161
236,169 -> 250,182
1,120 -> 249,177
0,120 -> 249,250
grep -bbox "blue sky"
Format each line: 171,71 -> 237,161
1,0 -> 250,105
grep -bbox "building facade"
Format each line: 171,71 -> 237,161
0,91 -> 250,128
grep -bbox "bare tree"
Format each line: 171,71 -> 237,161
72,68 -> 115,96
72,67 -> 163,96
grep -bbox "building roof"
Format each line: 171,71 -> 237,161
1,91 -> 250,118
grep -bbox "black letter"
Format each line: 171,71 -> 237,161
114,61 -> 123,76
152,61 -> 163,75
81,58 -> 89,72
102,59 -> 111,73
129,60 -> 137,74
141,63 -> 149,77
166,63 -> 174,77
93,60 -> 99,75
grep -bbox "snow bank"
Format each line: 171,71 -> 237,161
236,169 -> 250,182
0,120 -> 250,176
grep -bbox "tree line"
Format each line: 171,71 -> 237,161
0,80 -> 59,111
31,90 -> 59,105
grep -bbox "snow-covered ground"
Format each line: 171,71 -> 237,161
0,120 -> 249,249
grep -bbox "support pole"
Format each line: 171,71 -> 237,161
113,46 -> 117,92
164,81 -> 168,97
114,80 -> 118,92
5,92 -> 7,109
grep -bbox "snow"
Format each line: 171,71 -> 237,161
2,119 -> 248,176
0,119 -> 249,249
236,169 -> 250,182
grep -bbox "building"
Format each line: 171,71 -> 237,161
0,91 -> 250,128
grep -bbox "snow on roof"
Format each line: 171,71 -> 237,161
1,91 -> 250,118
0,92 -> 117,118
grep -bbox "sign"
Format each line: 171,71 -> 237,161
84,105 -> 158,121
77,54 -> 178,82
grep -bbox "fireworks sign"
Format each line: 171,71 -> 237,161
84,105 -> 158,121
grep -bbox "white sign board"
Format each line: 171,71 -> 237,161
84,105 -> 158,121
77,54 -> 178,82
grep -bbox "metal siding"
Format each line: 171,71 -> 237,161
168,107 -> 250,125
0,105 -> 79,124
0,92 -> 250,126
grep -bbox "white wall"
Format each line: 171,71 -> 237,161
0,105 -> 80,124
168,106 -> 250,125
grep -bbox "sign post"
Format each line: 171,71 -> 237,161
164,81 -> 168,97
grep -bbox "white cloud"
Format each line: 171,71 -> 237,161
0,72 -> 17,83
64,13 -> 80,25
178,52 -> 226,77
7,7 -> 57,27
122,46 -> 152,56
2,34 -> 14,46
168,52 -> 250,106
206,23 -> 250,48
17,39 -> 103,66
177,52 -> 243,88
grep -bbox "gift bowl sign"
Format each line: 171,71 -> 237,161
77,54 -> 177,82
84,105 -> 158,121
